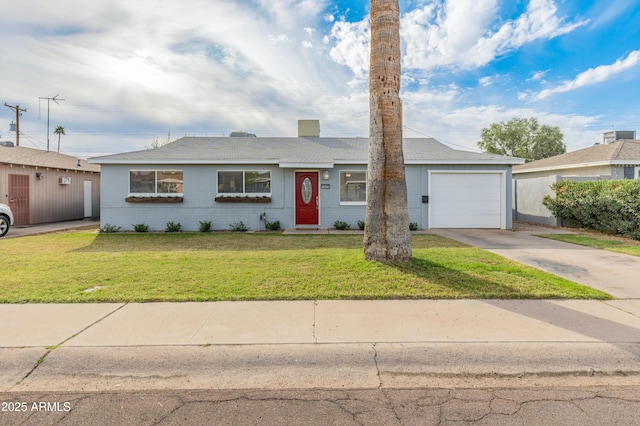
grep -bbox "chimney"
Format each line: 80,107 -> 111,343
298,120 -> 320,137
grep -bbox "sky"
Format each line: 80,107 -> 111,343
1,0 -> 639,158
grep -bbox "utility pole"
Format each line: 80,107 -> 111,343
38,95 -> 64,152
4,103 -> 27,147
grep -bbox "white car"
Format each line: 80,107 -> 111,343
0,203 -> 14,237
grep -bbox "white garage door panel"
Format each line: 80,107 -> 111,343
430,173 -> 502,228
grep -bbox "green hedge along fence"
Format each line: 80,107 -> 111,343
543,179 -> 640,240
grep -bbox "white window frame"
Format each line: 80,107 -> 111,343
217,170 -> 271,197
128,170 -> 184,196
339,170 -> 367,205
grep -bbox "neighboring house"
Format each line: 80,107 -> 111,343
89,121 -> 523,231
0,143 -> 101,225
512,133 -> 640,226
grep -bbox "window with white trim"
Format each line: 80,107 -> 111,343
340,171 -> 367,204
217,170 -> 271,195
129,170 -> 183,195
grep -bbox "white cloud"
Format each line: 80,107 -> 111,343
479,76 -> 493,87
328,0 -> 587,75
328,18 -> 370,78
0,0 -> 627,159
536,50 -> 640,100
530,71 -> 548,81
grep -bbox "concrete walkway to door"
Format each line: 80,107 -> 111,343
430,225 -> 640,299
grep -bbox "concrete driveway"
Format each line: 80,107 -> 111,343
430,225 -> 640,299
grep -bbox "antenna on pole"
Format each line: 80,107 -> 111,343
4,103 -> 27,147
38,94 -> 65,152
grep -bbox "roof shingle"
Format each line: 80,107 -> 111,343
513,140 -> 640,173
90,137 -> 523,165
0,145 -> 100,172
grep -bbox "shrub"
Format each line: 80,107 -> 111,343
133,223 -> 149,232
199,221 -> 212,232
265,220 -> 281,231
409,222 -> 419,231
229,221 -> 249,232
165,221 -> 182,232
357,220 -> 365,231
100,224 -> 121,233
543,179 -> 640,240
334,220 -> 350,230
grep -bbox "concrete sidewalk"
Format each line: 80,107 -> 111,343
2,300 -> 640,391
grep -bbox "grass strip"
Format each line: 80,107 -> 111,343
0,231 -> 609,302
539,233 -> 640,257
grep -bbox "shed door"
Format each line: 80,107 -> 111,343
84,181 -> 93,218
295,172 -> 319,225
430,172 -> 502,228
9,174 -> 30,225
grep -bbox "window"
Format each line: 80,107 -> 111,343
340,171 -> 366,204
624,166 -> 634,180
129,170 -> 183,194
218,170 -> 271,195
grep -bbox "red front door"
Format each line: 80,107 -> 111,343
295,172 -> 319,225
9,174 -> 30,225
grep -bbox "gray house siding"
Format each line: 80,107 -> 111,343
100,163 -> 514,231
101,164 -> 285,231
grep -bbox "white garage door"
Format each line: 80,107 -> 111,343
430,172 -> 502,228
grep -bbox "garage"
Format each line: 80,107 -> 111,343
429,172 -> 503,228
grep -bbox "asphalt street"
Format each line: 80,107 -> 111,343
2,387 -> 640,425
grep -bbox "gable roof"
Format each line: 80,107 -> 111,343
89,137 -> 523,166
513,140 -> 640,174
0,145 -> 101,172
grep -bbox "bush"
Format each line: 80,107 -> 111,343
133,223 -> 149,232
334,220 -> 350,230
100,224 -> 121,233
199,221 -> 212,232
543,179 -> 640,240
229,221 -> 249,232
357,220 -> 365,231
265,220 -> 281,231
409,222 -> 419,231
165,221 -> 182,232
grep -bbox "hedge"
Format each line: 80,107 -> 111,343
543,179 -> 640,240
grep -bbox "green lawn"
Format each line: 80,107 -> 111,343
539,233 -> 640,257
0,231 -> 609,303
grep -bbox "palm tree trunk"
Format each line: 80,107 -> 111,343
364,0 -> 412,262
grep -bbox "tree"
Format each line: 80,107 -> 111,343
146,131 -> 173,150
363,0 -> 412,262
477,117 -> 565,162
54,125 -> 65,153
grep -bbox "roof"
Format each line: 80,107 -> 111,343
89,137 -> 524,166
0,145 -> 101,172
513,140 -> 640,174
